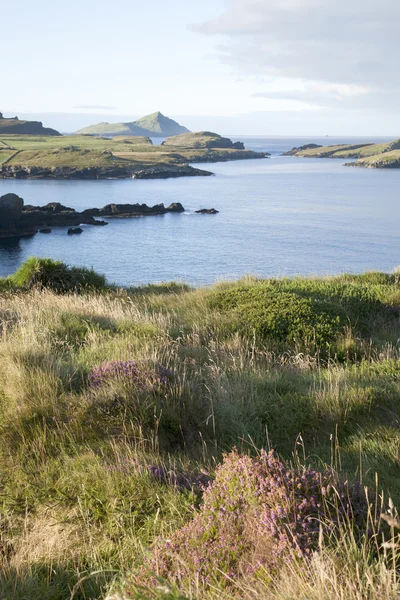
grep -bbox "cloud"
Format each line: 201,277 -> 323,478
193,0 -> 400,110
73,105 -> 117,110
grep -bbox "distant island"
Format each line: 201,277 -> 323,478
76,111 -> 190,137
0,125 -> 268,180
0,112 -> 60,136
284,138 -> 400,168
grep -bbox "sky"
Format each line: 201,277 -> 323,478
1,0 -> 399,135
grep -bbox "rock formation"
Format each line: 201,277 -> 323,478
195,208 -> 219,214
283,144 -> 322,156
0,195 -> 188,239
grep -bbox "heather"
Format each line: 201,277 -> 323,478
0,260 -> 399,599
150,450 -> 378,590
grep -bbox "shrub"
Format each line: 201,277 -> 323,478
210,277 -> 399,354
11,257 -> 107,293
210,284 -> 343,351
151,450 -> 374,589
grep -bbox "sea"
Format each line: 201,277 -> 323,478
0,136 -> 399,286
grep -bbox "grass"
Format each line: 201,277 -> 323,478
0,150 -> 13,164
0,134 -> 264,175
0,261 -> 399,598
291,138 -> 400,167
350,150 -> 400,168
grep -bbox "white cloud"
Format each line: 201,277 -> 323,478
193,0 -> 400,110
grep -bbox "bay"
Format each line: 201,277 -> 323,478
0,136 -> 399,286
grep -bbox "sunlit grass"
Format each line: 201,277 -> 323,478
0,264 -> 399,598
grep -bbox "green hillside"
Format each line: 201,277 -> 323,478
76,111 -> 190,137
286,137 -> 400,168
134,111 -> 189,135
0,132 -> 267,179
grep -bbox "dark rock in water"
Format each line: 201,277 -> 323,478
0,194 -> 186,239
81,207 -> 101,216
166,202 -> 185,212
67,227 -> 83,235
195,208 -> 219,214
100,203 -> 167,217
283,143 -> 322,156
0,193 -> 24,237
0,193 -> 24,216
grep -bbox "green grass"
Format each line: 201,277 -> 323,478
0,150 -> 13,164
0,261 -> 399,598
0,133 -> 264,173
351,150 -> 400,168
291,137 -> 400,167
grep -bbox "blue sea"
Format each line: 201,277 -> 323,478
0,136 -> 399,286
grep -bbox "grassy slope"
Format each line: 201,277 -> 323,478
0,265 -> 399,598
291,138 -> 400,167
134,112 -> 189,135
350,149 -> 400,168
75,122 -> 152,136
0,150 -> 13,164
0,134 -> 263,172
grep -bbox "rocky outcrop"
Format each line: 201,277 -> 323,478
82,202 -> 185,219
166,202 -> 185,212
0,163 -> 213,180
195,208 -> 219,214
67,227 -> 83,235
283,144 -> 322,156
0,195 -> 189,239
0,194 -> 24,237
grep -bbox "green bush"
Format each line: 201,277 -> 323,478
209,276 -> 399,354
11,257 -> 107,293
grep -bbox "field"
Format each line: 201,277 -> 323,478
0,260 -> 399,599
0,151 -> 13,164
0,134 -> 265,176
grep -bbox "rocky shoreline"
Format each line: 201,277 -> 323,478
0,194 -> 217,239
0,163 -> 213,180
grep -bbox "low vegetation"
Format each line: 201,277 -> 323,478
0,132 -> 265,177
0,259 -> 399,599
288,138 -> 400,168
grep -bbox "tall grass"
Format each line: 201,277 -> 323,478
0,265 -> 399,598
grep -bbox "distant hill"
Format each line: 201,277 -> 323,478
76,111 -> 190,138
0,112 -> 60,136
